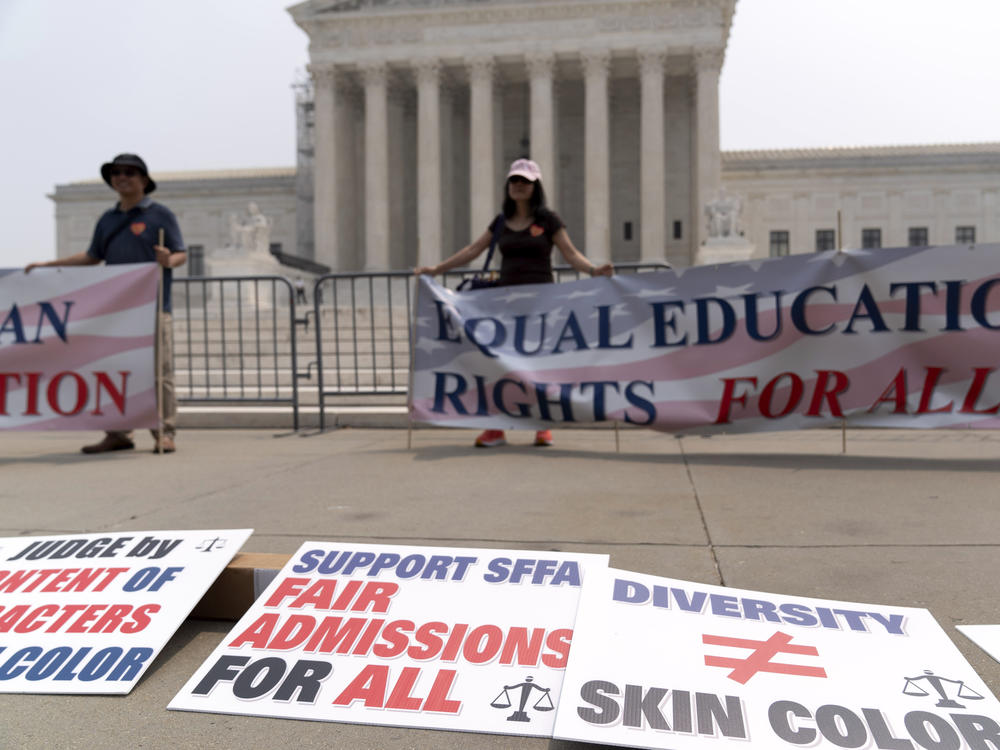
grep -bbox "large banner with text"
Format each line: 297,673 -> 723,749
0,529 -> 252,694
554,568 -> 1000,748
0,264 -> 159,431
170,542 -> 608,737
411,245 -> 1000,433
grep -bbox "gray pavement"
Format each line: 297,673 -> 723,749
2,426 -> 999,749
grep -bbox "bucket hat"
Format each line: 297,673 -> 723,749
100,153 -> 156,194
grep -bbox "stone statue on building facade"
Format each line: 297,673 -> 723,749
212,201 -> 280,305
228,202 -> 273,257
696,187 -> 755,265
705,188 -> 742,239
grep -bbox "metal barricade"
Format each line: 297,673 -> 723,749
308,272 -> 414,431
173,276 -> 301,430
309,262 -> 672,430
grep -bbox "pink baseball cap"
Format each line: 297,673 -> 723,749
507,158 -> 542,182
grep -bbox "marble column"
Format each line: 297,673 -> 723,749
387,86 -> 407,269
582,49 -> 611,259
415,58 -> 442,268
983,189 -> 998,243
467,56 -> 496,234
794,192 -> 810,254
361,62 -> 390,271
439,82 -> 459,255
493,78 -> 504,189
638,48 -> 666,262
311,64 -> 339,270
527,52 -> 557,207
693,49 -> 723,251
933,190 -> 950,245
888,191 -> 904,247
747,193 -> 765,257
336,85 -> 362,270
839,193 -> 857,249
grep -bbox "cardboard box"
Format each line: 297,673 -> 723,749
191,552 -> 289,620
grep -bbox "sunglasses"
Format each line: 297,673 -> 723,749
110,167 -> 141,178
509,175 -> 534,185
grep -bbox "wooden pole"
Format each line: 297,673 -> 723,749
407,277 -> 418,451
156,229 -> 165,454
836,211 -> 847,453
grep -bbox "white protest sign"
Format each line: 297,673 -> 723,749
0,529 -> 252,694
555,568 -> 1000,749
958,626 -> 1000,667
170,542 -> 608,738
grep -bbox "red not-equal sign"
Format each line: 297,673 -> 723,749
703,631 -> 828,685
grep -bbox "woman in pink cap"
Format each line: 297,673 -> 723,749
415,158 -> 613,448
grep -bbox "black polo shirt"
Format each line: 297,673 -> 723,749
87,197 -> 185,312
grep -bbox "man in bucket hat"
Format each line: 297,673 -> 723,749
26,153 -> 186,454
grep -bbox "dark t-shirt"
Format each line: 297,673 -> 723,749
488,209 -> 565,286
87,198 -> 185,312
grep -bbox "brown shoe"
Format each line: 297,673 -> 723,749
81,434 -> 135,454
154,435 -> 176,454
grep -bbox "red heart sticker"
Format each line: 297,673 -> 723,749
130,222 -> 146,235
529,224 -> 544,237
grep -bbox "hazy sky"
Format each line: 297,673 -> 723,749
3,0 -> 999,267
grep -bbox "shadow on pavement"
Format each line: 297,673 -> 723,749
392,444 -> 1000,472
0,452 -> 143,467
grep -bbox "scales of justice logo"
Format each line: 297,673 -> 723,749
490,676 -> 554,722
903,670 -> 985,709
196,537 -> 228,553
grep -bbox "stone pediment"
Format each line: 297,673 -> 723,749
295,0 -> 734,60
314,0 -> 503,12
307,0 -> 702,14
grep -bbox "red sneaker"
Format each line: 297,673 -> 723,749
474,429 -> 506,447
534,429 -> 553,446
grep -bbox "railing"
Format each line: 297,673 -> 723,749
308,272 -> 413,431
173,276 -> 301,430
440,260 -> 671,289
173,265 -> 673,432
308,262 -> 672,430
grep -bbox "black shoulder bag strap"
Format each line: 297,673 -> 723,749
457,213 -> 506,291
479,212 -> 505,274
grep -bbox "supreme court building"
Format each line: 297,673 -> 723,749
50,0 -> 1000,272
292,0 -> 733,271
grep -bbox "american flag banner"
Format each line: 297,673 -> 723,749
0,263 -> 159,431
410,244 -> 1000,434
